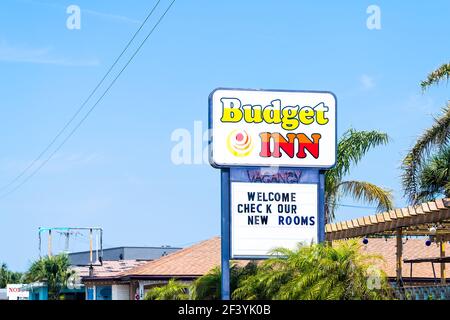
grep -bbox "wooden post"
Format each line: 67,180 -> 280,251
441,241 -> 446,284
48,229 -> 52,257
396,229 -> 403,284
89,228 -> 93,264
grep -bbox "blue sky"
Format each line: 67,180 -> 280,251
0,0 -> 449,271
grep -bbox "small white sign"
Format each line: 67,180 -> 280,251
209,88 -> 336,168
231,182 -> 318,258
6,284 -> 29,300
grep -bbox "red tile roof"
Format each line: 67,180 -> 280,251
73,260 -> 147,278
122,237 -> 223,277
357,238 -> 446,279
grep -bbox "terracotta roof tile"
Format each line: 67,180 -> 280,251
122,237 -> 224,277
356,238 -> 446,279
73,260 -> 147,278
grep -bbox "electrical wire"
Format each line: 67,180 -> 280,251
335,203 -> 379,209
4,1 -> 168,197
0,0 -> 162,194
0,0 -> 176,199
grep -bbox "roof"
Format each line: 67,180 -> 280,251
73,260 -> 148,279
326,199 -> 450,241
69,246 -> 181,266
120,237 -> 223,278
70,246 -> 181,253
356,238 -> 448,280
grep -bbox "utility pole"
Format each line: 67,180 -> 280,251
89,228 -> 93,264
38,227 -> 103,263
64,231 -> 70,252
48,229 -> 52,257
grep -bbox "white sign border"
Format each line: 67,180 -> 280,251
208,87 -> 338,169
230,181 -> 319,260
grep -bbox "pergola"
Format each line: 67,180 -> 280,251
325,198 -> 450,284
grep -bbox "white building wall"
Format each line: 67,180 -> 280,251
112,284 -> 130,300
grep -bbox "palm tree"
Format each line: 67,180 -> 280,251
325,129 -> 394,222
412,146 -> 450,202
190,266 -> 221,300
24,254 -> 74,300
402,63 -> 450,204
144,279 -> 189,300
190,262 -> 257,300
233,240 -> 392,300
420,62 -> 450,90
0,263 -> 23,288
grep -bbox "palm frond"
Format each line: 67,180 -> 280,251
421,62 -> 450,91
325,129 -> 390,221
413,146 -> 450,202
337,180 -> 394,212
327,129 -> 390,185
144,279 -> 189,300
402,106 -> 450,203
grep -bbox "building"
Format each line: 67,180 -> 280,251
24,245 -> 182,300
80,200 -> 450,300
360,237 -> 448,282
82,237 -> 224,300
68,246 -> 181,265
83,235 -> 450,300
73,260 -> 148,300
327,198 -> 450,299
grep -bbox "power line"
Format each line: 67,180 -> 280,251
0,0 -> 176,199
327,201 -> 378,210
336,203 -> 378,210
0,0 -> 162,193
0,0 -> 163,195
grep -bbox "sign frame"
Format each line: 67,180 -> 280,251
229,168 -> 321,260
208,87 -> 338,170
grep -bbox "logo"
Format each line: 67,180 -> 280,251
226,130 -> 254,157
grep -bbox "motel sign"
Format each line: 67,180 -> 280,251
210,89 -> 336,168
208,88 -> 337,299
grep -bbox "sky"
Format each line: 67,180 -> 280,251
0,0 -> 449,271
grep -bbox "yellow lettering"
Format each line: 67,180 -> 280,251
299,106 -> 315,125
314,102 -> 329,125
263,100 -> 282,124
281,106 -> 299,130
243,105 -> 263,123
220,98 -> 243,122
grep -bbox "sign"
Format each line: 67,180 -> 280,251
231,181 -> 318,258
6,284 -> 29,300
209,88 -> 336,168
208,88 -> 333,300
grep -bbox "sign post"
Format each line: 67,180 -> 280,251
209,88 -> 336,300
220,169 -> 231,300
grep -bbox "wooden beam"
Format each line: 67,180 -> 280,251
396,229 -> 403,284
441,241 -> 446,285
